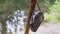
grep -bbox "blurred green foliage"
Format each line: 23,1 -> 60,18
44,0 -> 60,23
0,0 -> 60,22
0,0 -> 29,13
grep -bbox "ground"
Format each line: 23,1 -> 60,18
19,23 -> 60,34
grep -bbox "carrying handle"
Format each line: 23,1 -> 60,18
36,1 -> 44,12
36,2 -> 41,11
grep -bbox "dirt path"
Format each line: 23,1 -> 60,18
18,23 -> 60,34
29,23 -> 60,34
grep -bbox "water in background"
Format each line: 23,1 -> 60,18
0,10 -> 28,34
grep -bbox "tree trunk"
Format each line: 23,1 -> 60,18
2,20 -> 6,34
25,0 -> 37,34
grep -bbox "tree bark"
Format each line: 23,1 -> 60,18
1,20 -> 6,34
25,0 -> 37,34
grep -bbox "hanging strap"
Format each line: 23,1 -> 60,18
36,1 -> 41,11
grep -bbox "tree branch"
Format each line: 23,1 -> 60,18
24,0 -> 37,34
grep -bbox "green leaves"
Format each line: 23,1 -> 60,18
0,0 -> 29,12
44,0 -> 60,22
